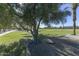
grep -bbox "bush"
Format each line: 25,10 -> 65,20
0,39 -> 27,56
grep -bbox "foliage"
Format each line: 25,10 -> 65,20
0,4 -> 13,29
0,39 -> 27,56
62,3 -> 79,35
8,3 -> 69,40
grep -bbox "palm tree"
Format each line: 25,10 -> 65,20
63,3 -> 78,35
72,4 -> 78,35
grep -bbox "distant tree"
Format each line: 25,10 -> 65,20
61,19 -> 66,29
72,4 -> 78,35
63,3 -> 79,35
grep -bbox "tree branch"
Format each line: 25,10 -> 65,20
15,20 -> 30,31
8,3 -> 23,18
36,17 -> 42,30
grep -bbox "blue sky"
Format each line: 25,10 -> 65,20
40,4 -> 79,28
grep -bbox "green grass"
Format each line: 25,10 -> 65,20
0,29 -> 79,45
0,31 -> 31,45
39,29 -> 79,37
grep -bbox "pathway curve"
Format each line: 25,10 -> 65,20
0,30 -> 16,36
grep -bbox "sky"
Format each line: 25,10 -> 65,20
40,4 -> 79,28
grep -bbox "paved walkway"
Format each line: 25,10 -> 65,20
0,30 -> 16,36
65,34 -> 79,39
26,35 -> 79,56
60,35 -> 79,43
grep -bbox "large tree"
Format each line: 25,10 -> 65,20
8,3 -> 69,40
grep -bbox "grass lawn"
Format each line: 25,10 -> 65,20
0,29 -> 79,45
39,29 -> 79,37
0,31 -> 31,45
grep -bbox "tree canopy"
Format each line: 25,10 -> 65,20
0,3 -> 70,40
0,4 -> 13,29
8,3 -> 70,40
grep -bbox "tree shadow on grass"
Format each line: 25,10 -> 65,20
0,39 -> 27,56
23,36 -> 32,38
24,34 -> 59,56
26,34 -> 79,56
42,35 -> 79,56
0,34 -> 79,56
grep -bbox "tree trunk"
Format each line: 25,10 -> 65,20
62,23 -> 64,29
72,5 -> 77,35
30,17 -> 42,40
30,26 -> 38,40
73,16 -> 76,35
32,29 -> 38,40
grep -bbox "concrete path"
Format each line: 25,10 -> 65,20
26,35 -> 79,56
60,35 -> 79,43
0,30 -> 16,36
50,36 -> 79,56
